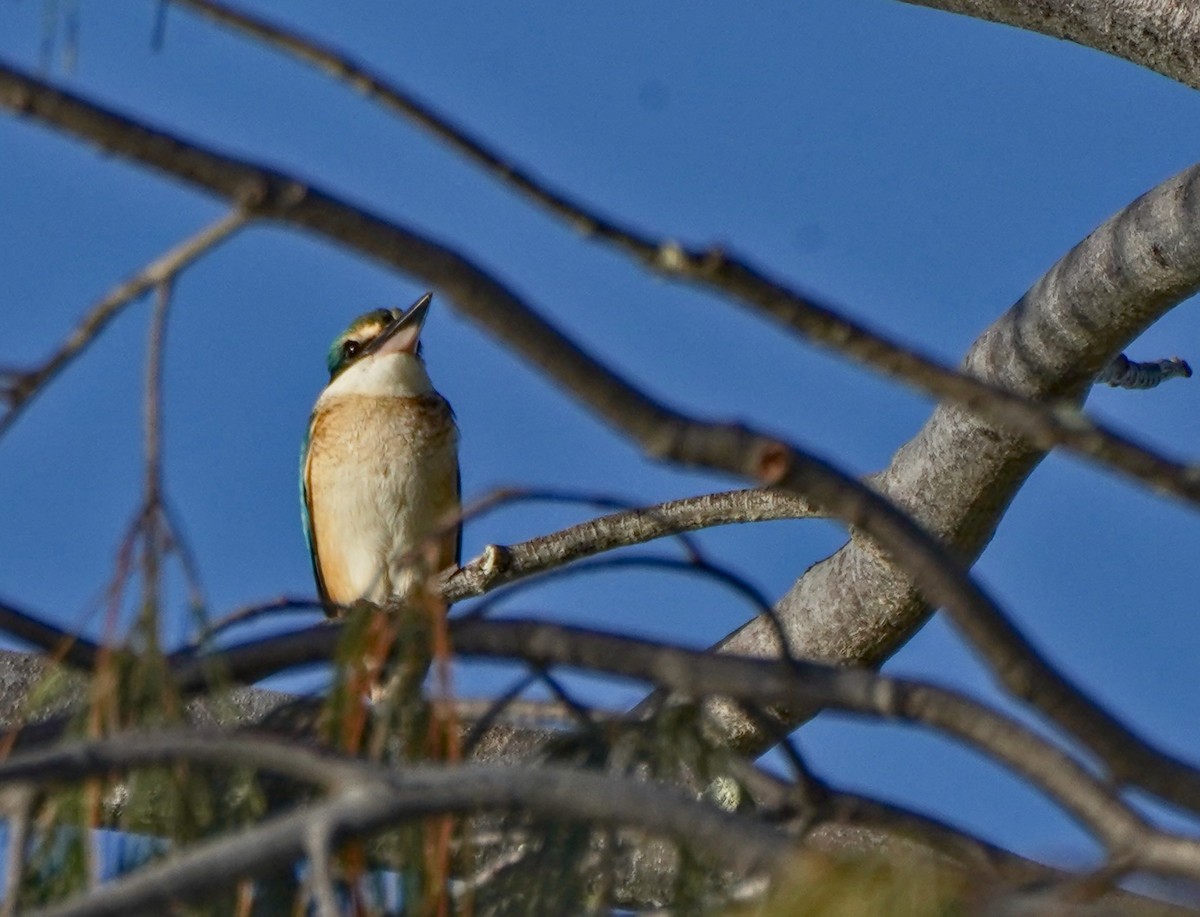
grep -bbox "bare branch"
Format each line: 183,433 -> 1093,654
191,459 -> 1200,833
0,598 -> 100,668
1098,354 -> 1193,389
897,0 -> 1200,92
196,595 -> 323,641
190,487 -> 813,647
725,155 -> 1200,747
143,282 -> 169,518
136,281 -> 172,646
0,207 -> 249,440
168,0 -> 1200,522
169,0 -> 642,238
2,61 -> 1197,511
160,496 -> 207,616
443,487 -> 816,603
0,729 -> 357,790
734,759 -> 1053,884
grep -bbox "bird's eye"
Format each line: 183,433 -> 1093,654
342,340 -> 361,359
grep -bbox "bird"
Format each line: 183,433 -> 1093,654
301,293 -> 460,615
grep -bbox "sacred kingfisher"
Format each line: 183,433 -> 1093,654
301,293 -> 460,615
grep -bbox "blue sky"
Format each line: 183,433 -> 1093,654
2,0 -> 1200,871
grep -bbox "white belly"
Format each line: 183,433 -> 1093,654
306,393 -> 458,606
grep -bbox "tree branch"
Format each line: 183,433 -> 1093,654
0,208 -> 249,440
0,598 -> 100,669
442,487 -> 817,604
734,759 -> 1078,886
724,156 -> 1200,749
897,0 -> 1200,92
10,624 -> 1200,903
168,0 -> 1200,507
1098,354 -> 1193,389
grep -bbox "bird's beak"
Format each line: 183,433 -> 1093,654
366,292 -> 433,357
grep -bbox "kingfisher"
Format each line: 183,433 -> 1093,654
301,293 -> 460,615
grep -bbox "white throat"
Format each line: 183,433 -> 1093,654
318,352 -> 434,404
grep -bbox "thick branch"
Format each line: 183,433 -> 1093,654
724,159 -> 1200,745
897,0 -> 1200,91
181,618 -> 1200,879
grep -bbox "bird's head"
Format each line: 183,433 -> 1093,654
320,293 -> 435,398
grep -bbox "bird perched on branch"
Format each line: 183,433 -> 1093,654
301,293 -> 460,615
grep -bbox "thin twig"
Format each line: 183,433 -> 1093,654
137,281 -> 172,648
189,488 -> 812,643
194,596 -> 325,642
160,496 -> 207,617
461,554 -> 775,627
0,207 -> 249,440
461,673 -> 539,758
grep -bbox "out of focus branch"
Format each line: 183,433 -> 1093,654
13,731 -> 789,917
734,760 -> 1066,883
140,620 -> 1200,879
166,614 -> 1200,873
0,208 -> 249,440
0,598 -> 100,668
